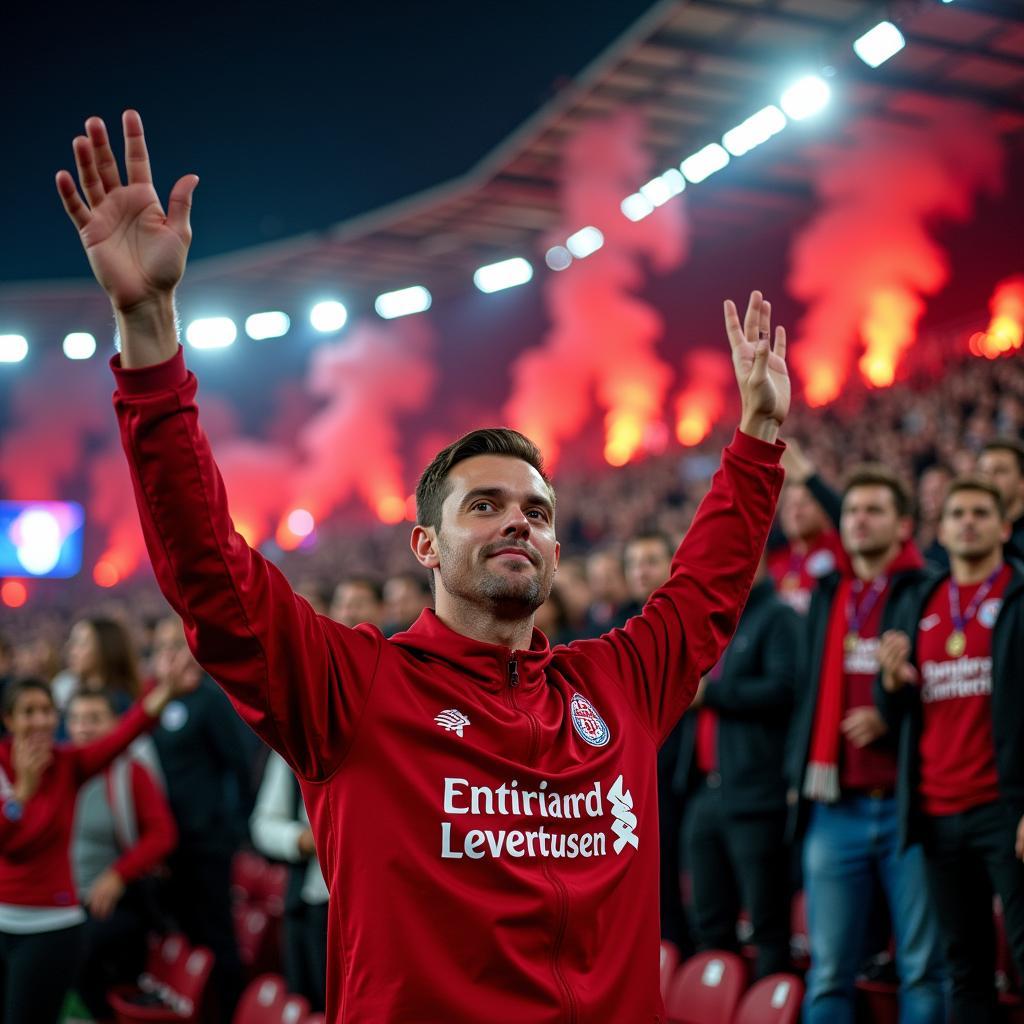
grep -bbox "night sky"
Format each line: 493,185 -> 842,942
8,1 -> 656,283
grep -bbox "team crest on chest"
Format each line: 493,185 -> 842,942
978,599 -> 1001,629
570,693 -> 611,747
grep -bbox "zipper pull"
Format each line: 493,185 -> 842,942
509,657 -> 520,687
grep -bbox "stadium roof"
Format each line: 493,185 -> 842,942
3,0 -> 1023,342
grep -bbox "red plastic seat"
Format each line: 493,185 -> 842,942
232,850 -> 269,905
304,1016 -> 326,1024
109,937 -> 213,1023
734,973 -> 805,1024
233,974 -> 310,1024
664,950 -> 748,1024
854,978 -> 898,1024
235,905 -> 283,976
660,941 -> 681,1002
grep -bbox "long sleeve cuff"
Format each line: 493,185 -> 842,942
110,345 -> 188,395
731,428 -> 786,465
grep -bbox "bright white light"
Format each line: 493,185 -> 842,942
375,285 -> 432,320
681,143 -> 731,184
780,75 -> 832,121
722,105 -> 788,157
0,335 -> 28,363
310,301 -> 348,333
185,317 -> 237,350
287,508 -> 315,537
545,246 -> 573,271
13,509 -> 62,575
639,176 -> 672,207
566,226 -> 604,259
473,257 -> 534,294
621,193 -> 654,222
853,21 -> 906,68
62,332 -> 97,360
245,311 -> 291,340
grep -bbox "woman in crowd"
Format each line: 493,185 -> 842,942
53,615 -> 141,716
0,671 -> 189,1024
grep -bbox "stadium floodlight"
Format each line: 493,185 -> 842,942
0,335 -> 28,363
681,143 -> 731,184
473,257 -> 534,294
245,311 -> 291,340
853,22 -> 906,68
545,245 -> 573,271
621,193 -> 654,222
722,105 -> 788,157
780,75 -> 831,121
286,508 -> 315,537
185,317 -> 237,350
375,285 -> 432,320
62,332 -> 97,360
639,168 -> 686,209
310,301 -> 348,333
566,226 -> 604,259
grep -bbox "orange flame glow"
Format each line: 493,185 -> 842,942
971,277 -> 1024,359
673,350 -> 732,447
858,289 -> 924,389
376,495 -> 407,525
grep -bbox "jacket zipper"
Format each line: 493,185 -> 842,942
544,864 -> 579,1024
507,655 -> 541,762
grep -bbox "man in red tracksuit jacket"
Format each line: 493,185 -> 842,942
56,111 -> 790,1023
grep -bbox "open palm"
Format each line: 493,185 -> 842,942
724,291 -> 791,427
56,111 -> 198,311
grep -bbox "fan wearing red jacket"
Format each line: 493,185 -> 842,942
56,110 -> 790,1024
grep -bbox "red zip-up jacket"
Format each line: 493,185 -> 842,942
112,347 -> 783,1023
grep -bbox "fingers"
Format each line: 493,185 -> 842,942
167,174 -> 199,241
723,299 -> 744,350
72,135 -> 105,208
774,325 -> 787,361
759,299 -> 772,343
743,291 -> 763,342
85,117 -> 123,193
122,109 -> 153,185
55,171 -> 92,231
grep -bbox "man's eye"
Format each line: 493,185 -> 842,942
472,502 -> 493,512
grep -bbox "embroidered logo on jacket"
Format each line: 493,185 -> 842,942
607,774 -> 639,853
435,709 -> 471,737
570,693 -> 611,747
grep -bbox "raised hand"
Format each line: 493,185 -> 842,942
55,111 -> 197,315
724,291 -> 790,442
12,736 -> 52,802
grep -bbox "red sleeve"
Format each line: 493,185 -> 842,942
71,703 -> 156,784
112,762 -> 178,884
570,429 -> 784,741
112,346 -> 383,780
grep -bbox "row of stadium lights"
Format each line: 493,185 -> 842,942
0,8 -> 952,366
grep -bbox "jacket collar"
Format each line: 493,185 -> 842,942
390,609 -> 553,692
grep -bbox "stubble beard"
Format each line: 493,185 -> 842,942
437,534 -> 549,618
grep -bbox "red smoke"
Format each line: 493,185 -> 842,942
504,110 -> 688,467
970,275 -> 1024,359
788,105 -> 1003,406
291,318 -> 435,528
673,349 -> 733,447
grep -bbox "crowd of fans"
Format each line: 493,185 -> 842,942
0,347 -> 1023,1022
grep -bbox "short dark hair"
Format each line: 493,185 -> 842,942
2,678 -> 54,718
981,437 -> 1024,476
67,688 -> 119,716
842,463 -> 912,519
80,616 -> 141,698
386,571 -> 432,597
943,476 -> 1006,519
624,531 -> 674,562
335,576 -> 384,603
415,428 -> 554,531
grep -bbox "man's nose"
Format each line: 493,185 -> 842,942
501,507 -> 531,537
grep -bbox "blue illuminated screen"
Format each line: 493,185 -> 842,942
0,501 -> 85,579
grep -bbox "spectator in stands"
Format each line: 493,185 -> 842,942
978,437 -> 1024,559
915,464 -> 953,570
787,464 -> 945,1024
52,615 -> 141,717
150,615 -> 255,1018
68,689 -> 177,1022
879,477 -> 1024,1023
329,575 -> 384,629
583,547 -> 628,634
549,556 -> 592,637
684,555 -> 798,978
0,674 -> 186,1024
293,577 -> 332,617
382,571 -> 432,634
251,750 -> 328,1011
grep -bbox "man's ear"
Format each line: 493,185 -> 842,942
411,524 -> 440,570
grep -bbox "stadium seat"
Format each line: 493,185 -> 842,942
233,974 -> 310,1024
660,941 -> 680,1002
664,950 -> 748,1024
109,937 -> 214,1023
232,850 -> 270,905
303,1016 -> 325,1024
734,973 -> 805,1024
854,978 -> 898,1024
235,905 -> 283,976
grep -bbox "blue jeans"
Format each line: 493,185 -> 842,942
802,796 -> 947,1024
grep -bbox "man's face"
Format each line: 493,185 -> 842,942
330,583 -> 382,629
623,538 -> 672,603
67,697 -> 116,745
917,468 -> 951,524
978,449 -> 1024,518
383,577 -> 431,629
780,485 -> 827,542
431,455 -> 559,619
840,484 -> 905,559
586,551 -> 626,605
939,489 -> 1009,560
